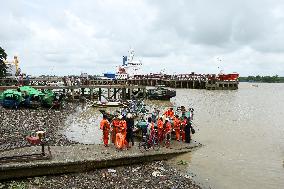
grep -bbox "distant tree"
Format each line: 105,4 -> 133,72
0,47 -> 7,77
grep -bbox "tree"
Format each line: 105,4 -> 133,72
0,47 -> 7,77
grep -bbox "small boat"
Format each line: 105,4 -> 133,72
147,85 -> 176,100
92,101 -> 123,108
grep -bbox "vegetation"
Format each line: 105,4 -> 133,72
239,75 -> 284,83
0,46 -> 7,78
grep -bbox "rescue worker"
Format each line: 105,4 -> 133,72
157,117 -> 164,142
119,115 -> 127,147
163,118 -> 172,147
100,115 -> 111,147
164,107 -> 174,119
126,113 -> 134,147
181,118 -> 186,142
164,118 -> 172,134
111,116 -> 120,144
173,115 -> 181,141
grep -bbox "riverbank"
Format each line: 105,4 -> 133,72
0,103 -> 79,147
0,160 -> 201,189
0,104 -> 203,189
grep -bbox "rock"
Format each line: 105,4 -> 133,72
152,171 -> 163,177
108,169 -> 116,173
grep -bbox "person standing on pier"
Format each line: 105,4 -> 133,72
100,115 -> 111,147
164,107 -> 174,119
151,108 -> 159,123
111,116 -> 119,144
126,113 -> 134,148
119,115 -> 127,147
157,117 -> 164,142
181,118 -> 186,142
184,117 -> 193,143
174,115 -> 181,141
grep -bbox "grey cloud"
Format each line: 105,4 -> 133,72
1,0 -> 284,76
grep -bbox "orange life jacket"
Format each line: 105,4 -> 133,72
100,119 -> 110,131
165,122 -> 172,133
164,109 -> 174,118
174,117 -> 181,129
157,120 -> 164,129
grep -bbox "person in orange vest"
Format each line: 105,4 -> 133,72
111,116 -> 120,144
100,115 -> 111,147
119,115 -> 127,147
157,117 -> 164,142
164,107 -> 174,119
173,115 -> 181,141
163,118 -> 172,147
181,117 -> 187,142
163,118 -> 172,134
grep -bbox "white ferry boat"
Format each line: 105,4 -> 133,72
115,49 -> 143,79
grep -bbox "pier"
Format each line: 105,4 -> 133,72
0,142 -> 201,180
0,73 -> 239,90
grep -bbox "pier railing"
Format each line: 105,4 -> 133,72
0,73 -> 238,90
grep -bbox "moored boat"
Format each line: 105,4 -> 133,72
147,85 -> 176,100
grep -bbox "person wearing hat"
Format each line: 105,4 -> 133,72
118,115 -> 127,147
111,115 -> 120,144
184,117 -> 193,143
164,118 -> 172,133
163,118 -> 172,147
100,114 -> 111,147
173,115 -> 181,141
157,117 -> 164,142
163,107 -> 174,119
126,113 -> 134,147
181,116 -> 187,142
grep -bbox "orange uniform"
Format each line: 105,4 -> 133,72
111,119 -> 120,143
119,120 -> 127,146
164,109 -> 174,119
165,121 -> 172,133
174,117 -> 181,141
157,119 -> 164,142
100,118 -> 110,146
181,119 -> 187,142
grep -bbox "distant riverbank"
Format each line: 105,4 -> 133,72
239,75 -> 284,83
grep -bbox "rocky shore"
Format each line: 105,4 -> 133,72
0,161 -> 201,189
0,104 -> 202,189
0,103 -> 79,148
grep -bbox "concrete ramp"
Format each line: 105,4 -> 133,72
0,141 -> 201,180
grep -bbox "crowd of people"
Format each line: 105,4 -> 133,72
100,106 -> 195,149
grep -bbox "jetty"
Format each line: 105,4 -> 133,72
0,73 -> 238,90
0,141 -> 201,180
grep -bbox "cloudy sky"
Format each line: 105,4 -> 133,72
1,0 -> 284,76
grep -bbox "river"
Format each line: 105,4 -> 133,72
64,82 -> 284,189
170,82 -> 284,189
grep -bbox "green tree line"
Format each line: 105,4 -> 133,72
239,75 -> 284,83
0,46 -> 7,77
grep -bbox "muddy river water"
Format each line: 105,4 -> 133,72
64,83 -> 284,189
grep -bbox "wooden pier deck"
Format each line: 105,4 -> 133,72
0,73 -> 239,92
